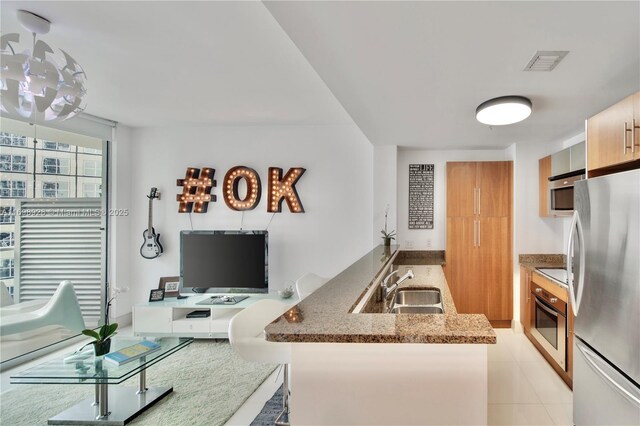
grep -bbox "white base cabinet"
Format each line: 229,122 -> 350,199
290,342 -> 488,425
133,293 -> 293,338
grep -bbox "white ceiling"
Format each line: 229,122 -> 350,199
0,1 -> 353,127
2,2 -> 639,149
265,1 -> 640,148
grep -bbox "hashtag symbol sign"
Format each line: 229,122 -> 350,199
176,167 -> 216,213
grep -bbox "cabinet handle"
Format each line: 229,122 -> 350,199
624,122 -> 632,154
473,188 -> 477,215
477,188 -> 481,215
633,118 -> 639,153
473,220 -> 477,247
477,220 -> 480,247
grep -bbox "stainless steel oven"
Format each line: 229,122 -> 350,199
530,285 -> 567,370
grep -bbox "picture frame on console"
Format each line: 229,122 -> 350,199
159,276 -> 180,298
149,289 -> 165,302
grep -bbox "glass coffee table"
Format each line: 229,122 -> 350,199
11,337 -> 192,425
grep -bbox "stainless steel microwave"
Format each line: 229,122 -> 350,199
548,171 -> 585,216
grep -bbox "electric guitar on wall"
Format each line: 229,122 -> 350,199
140,187 -> 163,259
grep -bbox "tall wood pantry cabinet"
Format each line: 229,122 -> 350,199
446,161 -> 513,327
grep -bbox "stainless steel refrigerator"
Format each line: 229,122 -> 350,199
570,169 -> 640,425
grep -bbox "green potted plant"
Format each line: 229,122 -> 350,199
78,283 -> 124,356
381,205 -> 396,247
82,323 -> 118,356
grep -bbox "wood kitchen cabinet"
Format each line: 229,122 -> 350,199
446,161 -> 513,327
587,91 -> 640,175
446,217 -> 483,314
520,266 -> 531,333
538,155 -> 552,217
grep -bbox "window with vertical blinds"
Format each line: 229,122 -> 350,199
14,199 -> 105,327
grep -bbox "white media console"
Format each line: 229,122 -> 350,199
133,293 -> 295,338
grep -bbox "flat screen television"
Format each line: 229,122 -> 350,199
180,230 -> 268,294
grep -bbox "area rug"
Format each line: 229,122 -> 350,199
0,340 -> 276,426
250,385 -> 282,426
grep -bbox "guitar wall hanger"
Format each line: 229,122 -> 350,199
140,187 -> 164,259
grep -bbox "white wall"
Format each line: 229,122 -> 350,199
373,146 -> 398,245
397,149 -> 508,250
125,124 -> 373,307
108,124 -> 134,321
513,131 -> 585,257
512,132 -> 584,322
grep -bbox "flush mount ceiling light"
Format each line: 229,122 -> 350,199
0,10 -> 87,122
475,95 -> 532,126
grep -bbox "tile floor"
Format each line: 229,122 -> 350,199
488,329 -> 573,425
227,328 -> 574,425
2,327 -> 573,425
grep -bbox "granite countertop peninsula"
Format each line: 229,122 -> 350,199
265,246 -> 496,344
519,254 -> 566,270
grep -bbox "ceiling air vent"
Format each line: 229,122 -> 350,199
524,51 -> 569,71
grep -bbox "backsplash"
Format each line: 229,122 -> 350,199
518,253 -> 566,266
396,250 -> 446,265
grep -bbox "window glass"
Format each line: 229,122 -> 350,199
82,183 -> 101,198
43,158 -> 71,175
0,154 -> 27,172
0,258 -> 14,279
0,132 -> 27,147
81,147 -> 102,155
0,231 -> 14,248
42,141 -> 70,151
42,182 -> 70,198
0,206 -> 15,223
0,180 -> 27,198
83,159 -> 102,177
0,129 -> 107,363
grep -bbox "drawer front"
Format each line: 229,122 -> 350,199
172,320 -> 210,334
532,272 -> 568,302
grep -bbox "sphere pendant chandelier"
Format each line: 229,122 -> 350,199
0,10 -> 87,122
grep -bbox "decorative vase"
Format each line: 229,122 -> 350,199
384,237 -> 391,247
93,339 -> 111,357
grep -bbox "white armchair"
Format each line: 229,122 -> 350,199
0,281 -> 13,307
1,280 -> 85,338
0,281 -> 48,316
1,280 -> 86,362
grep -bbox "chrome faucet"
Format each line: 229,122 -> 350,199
381,269 -> 414,299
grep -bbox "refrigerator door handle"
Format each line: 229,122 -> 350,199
567,211 -> 579,314
577,341 -> 640,406
567,211 -> 586,315
575,211 -> 586,313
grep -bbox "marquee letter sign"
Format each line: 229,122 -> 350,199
268,167 -> 306,213
223,166 -> 261,211
176,165 -> 305,213
176,168 -> 216,213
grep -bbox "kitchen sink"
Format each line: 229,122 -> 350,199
393,289 -> 441,306
389,306 -> 444,314
388,288 -> 444,314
